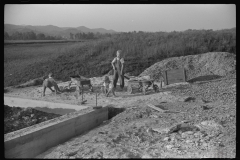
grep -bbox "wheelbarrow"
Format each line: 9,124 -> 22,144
68,75 -> 93,104
68,75 -> 93,94
127,79 -> 159,95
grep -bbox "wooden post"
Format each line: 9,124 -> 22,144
82,88 -> 84,102
164,71 -> 168,85
183,68 -> 186,82
96,92 -> 97,107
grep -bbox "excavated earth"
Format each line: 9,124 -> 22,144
34,75 -> 235,158
4,52 -> 236,158
140,52 -> 236,81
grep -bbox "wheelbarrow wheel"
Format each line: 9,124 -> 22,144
153,84 -> 159,92
127,84 -> 133,94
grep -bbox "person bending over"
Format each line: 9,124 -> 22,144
42,73 -> 62,96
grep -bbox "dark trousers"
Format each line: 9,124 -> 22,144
113,69 -> 124,89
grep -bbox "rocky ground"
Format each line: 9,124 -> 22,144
35,74 -> 236,158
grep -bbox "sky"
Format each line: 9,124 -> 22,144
4,4 -> 236,32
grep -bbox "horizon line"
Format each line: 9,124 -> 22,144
4,23 -> 236,33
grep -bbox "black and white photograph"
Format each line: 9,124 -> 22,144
4,4 -> 236,158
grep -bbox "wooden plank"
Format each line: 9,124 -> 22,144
146,103 -> 166,113
168,79 -> 184,84
146,103 -> 185,114
167,69 -> 183,75
167,76 -> 185,80
167,77 -> 185,81
165,68 -> 186,85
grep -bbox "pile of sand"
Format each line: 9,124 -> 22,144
140,52 -> 236,81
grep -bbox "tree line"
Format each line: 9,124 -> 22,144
4,31 -> 113,40
69,32 -> 112,40
4,31 -> 62,40
76,28 -> 236,76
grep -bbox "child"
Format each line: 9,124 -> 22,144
102,75 -> 116,97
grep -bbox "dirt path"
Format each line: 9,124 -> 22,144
4,76 -> 176,109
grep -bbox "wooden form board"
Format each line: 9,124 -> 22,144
163,68 -> 186,85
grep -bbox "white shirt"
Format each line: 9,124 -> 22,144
103,82 -> 113,89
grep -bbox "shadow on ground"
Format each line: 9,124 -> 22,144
187,75 -> 223,83
154,104 -> 169,110
60,86 -> 94,94
60,87 -> 76,93
72,104 -> 126,137
107,105 -> 126,119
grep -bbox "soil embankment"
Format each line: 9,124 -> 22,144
140,52 -> 236,81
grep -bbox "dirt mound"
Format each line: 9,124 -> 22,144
140,52 -> 236,81
14,76 -> 47,88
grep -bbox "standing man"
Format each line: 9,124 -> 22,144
111,50 -> 125,91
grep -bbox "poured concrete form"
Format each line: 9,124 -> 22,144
4,102 -> 108,158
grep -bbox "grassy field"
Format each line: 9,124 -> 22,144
4,29 -> 235,88
4,41 -> 86,87
4,38 -> 116,87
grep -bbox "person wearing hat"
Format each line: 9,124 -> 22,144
42,72 -> 62,96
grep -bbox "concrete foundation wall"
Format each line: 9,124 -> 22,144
4,107 -> 108,158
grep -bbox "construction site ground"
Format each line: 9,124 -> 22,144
4,74 -> 236,158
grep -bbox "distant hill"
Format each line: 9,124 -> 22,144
4,24 -> 117,37
76,26 -> 116,34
